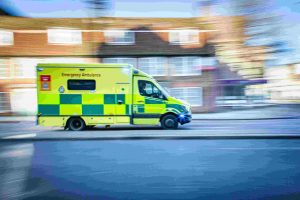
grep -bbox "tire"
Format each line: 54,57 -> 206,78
68,118 -> 86,131
161,114 -> 179,129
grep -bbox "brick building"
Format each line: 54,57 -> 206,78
0,17 -> 219,114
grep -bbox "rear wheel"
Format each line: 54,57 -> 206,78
68,118 -> 86,131
161,114 -> 178,129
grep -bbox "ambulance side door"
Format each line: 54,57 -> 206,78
133,76 -> 166,124
115,83 -> 131,116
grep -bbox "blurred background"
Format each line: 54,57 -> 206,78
0,0 -> 299,115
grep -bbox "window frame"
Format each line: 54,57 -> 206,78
0,30 -> 14,46
47,28 -> 82,45
104,30 -> 135,45
137,57 -> 168,76
169,30 -> 199,45
102,57 -> 137,68
169,56 -> 202,76
67,79 -> 96,91
170,87 -> 203,106
0,59 -> 9,78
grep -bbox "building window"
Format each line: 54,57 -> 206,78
102,57 -> 137,67
169,57 -> 202,76
0,30 -> 13,45
104,30 -> 135,45
0,59 -> 9,78
202,57 -> 216,66
48,28 -> 82,45
170,87 -> 203,106
12,58 -> 86,78
13,58 -> 37,78
169,30 -> 198,45
0,92 -> 10,113
138,57 -> 167,76
295,64 -> 300,74
224,85 -> 245,96
10,89 -> 37,114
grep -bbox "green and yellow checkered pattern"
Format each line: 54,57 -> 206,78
38,93 -> 130,116
133,97 -> 186,115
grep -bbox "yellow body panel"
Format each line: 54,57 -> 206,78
60,105 -> 82,115
115,116 -> 130,123
82,116 -> 114,124
133,118 -> 160,125
38,94 -> 60,104
39,117 -> 67,127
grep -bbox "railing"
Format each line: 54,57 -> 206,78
216,95 -> 270,107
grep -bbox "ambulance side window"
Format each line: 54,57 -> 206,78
138,80 -> 164,99
68,80 -> 96,90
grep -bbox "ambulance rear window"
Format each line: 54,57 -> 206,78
68,80 -> 96,90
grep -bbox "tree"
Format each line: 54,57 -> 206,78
84,0 -> 109,17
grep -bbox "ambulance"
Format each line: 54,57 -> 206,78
37,63 -> 192,130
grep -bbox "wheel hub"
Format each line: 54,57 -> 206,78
73,120 -> 81,128
165,119 -> 175,127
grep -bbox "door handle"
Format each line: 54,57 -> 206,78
117,100 -> 123,105
137,100 -> 144,103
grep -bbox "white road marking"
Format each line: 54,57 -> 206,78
214,147 -> 300,150
2,133 -> 36,139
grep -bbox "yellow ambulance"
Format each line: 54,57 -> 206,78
37,63 -> 192,130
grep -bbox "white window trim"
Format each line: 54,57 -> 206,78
170,56 -> 202,76
172,73 -> 201,77
12,57 -> 87,79
0,59 -> 10,79
0,29 -> 14,46
295,64 -> 300,74
47,28 -> 82,45
138,57 -> 167,77
104,30 -> 135,45
102,57 -> 137,68
169,30 -> 199,45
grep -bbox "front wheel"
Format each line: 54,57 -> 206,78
68,118 -> 86,131
161,114 -> 179,129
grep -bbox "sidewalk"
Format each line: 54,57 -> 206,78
0,104 -> 300,122
0,116 -> 35,122
193,104 -> 300,120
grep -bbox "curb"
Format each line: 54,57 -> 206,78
0,121 -> 23,123
192,116 -> 300,120
2,134 -> 300,141
0,116 -> 300,123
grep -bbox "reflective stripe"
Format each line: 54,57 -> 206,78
38,94 -> 184,117
133,114 -> 161,118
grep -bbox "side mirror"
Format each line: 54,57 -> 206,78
159,94 -> 167,100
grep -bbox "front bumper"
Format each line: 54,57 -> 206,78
177,112 -> 192,125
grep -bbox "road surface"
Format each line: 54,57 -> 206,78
1,139 -> 300,199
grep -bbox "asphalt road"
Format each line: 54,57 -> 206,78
2,139 -> 300,199
0,118 -> 300,140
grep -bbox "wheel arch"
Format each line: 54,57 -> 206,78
65,116 -> 86,128
160,112 -> 178,122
